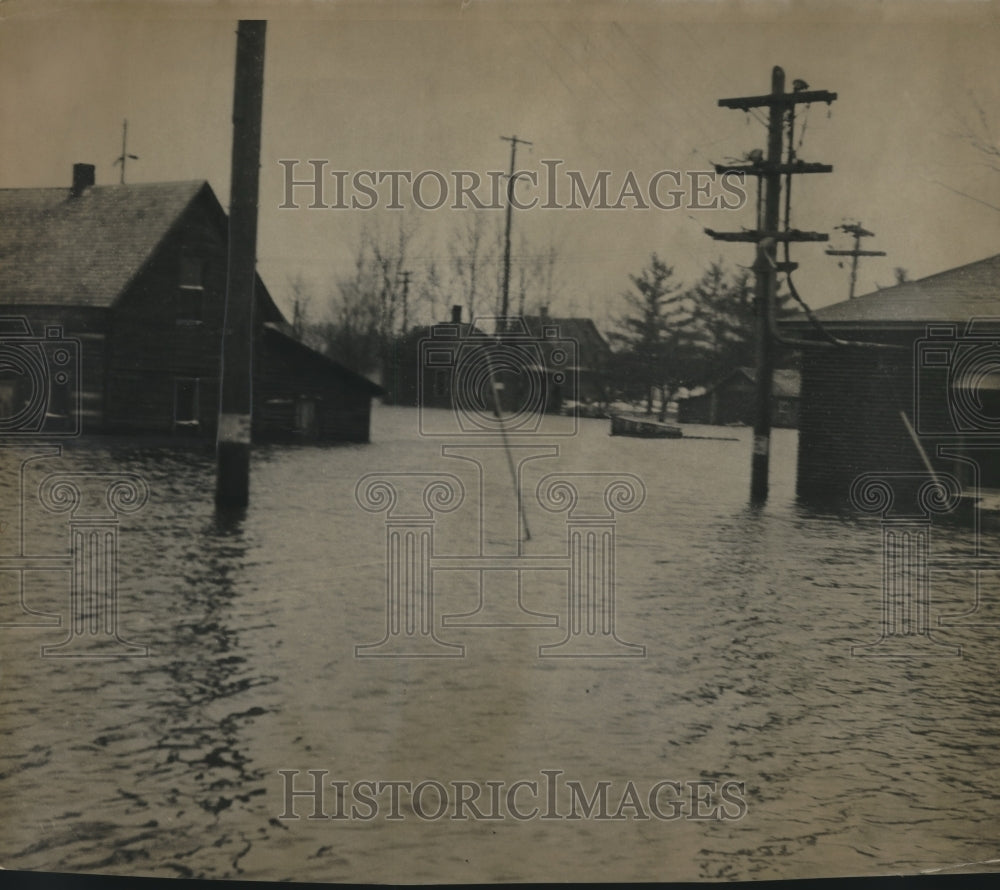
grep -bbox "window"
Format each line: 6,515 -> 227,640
432,369 -> 450,399
294,397 -> 317,436
174,378 -> 200,427
177,253 -> 205,323
179,254 -> 204,290
48,376 -> 71,418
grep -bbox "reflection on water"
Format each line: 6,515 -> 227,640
1,406 -> 999,881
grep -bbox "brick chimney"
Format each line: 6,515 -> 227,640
71,163 -> 95,197
451,305 -> 462,324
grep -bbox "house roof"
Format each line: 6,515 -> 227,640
785,252 -> 1000,329
518,315 -> 611,356
523,315 -> 611,369
0,180 -> 215,308
263,324 -> 385,396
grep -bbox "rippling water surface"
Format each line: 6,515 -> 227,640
2,405 -> 999,882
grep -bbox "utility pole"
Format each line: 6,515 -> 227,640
826,222 -> 886,299
216,20 -> 266,510
113,119 -> 139,184
708,66 -> 836,504
399,270 -> 411,333
499,134 -> 532,329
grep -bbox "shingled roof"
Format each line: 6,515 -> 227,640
785,252 -> 1000,329
0,180 -> 213,308
518,315 -> 611,361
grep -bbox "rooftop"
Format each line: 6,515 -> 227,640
0,179 -> 212,308
787,253 -> 1000,328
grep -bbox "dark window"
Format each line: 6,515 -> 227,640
295,398 -> 317,436
433,369 -> 450,398
177,254 -> 206,323
179,254 -> 204,290
174,378 -> 200,426
48,377 -> 71,418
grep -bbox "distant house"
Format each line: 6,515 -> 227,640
783,253 -> 1000,501
0,164 -> 382,443
677,367 -> 800,428
516,311 -> 613,411
382,307 -> 611,415
382,306 -> 488,409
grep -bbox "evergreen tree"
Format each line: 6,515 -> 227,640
608,254 -> 700,416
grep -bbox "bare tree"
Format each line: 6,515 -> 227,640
448,211 -> 498,322
954,94 -> 1000,174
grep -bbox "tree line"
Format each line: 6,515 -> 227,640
606,253 -> 798,417
291,212 -> 562,375
290,219 -> 798,412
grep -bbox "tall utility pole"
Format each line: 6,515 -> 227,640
708,66 -> 836,504
216,20 -> 266,509
113,119 -> 139,184
499,134 -> 532,328
399,270 -> 411,333
826,222 -> 886,299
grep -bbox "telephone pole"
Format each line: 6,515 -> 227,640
216,20 -> 266,509
113,119 -> 139,184
707,66 -> 836,504
499,134 -> 532,329
826,222 -> 886,299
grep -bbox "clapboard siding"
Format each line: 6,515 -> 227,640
254,328 -> 379,443
2,178 -> 381,443
11,304 -> 108,433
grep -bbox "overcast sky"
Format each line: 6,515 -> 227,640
2,1 -> 999,330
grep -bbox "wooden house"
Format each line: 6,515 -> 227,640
783,253 -> 1000,502
382,307 -> 610,418
677,367 -> 800,428
382,306 -> 488,409
0,165 -> 381,443
514,311 -> 613,413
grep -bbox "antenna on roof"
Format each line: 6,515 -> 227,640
113,119 -> 139,184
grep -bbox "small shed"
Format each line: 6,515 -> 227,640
677,367 -> 800,428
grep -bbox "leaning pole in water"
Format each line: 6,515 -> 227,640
216,20 -> 266,509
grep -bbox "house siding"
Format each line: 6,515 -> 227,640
2,180 -> 380,444
796,342 -> 925,499
254,341 -> 375,443
11,304 -> 109,434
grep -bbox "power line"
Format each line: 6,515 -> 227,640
707,66 -> 836,505
499,134 -> 532,328
825,222 -> 887,300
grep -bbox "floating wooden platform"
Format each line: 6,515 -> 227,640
609,413 -> 683,438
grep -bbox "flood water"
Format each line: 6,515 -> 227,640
2,404 -> 1000,882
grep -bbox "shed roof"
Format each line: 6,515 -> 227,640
263,324 -> 385,396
